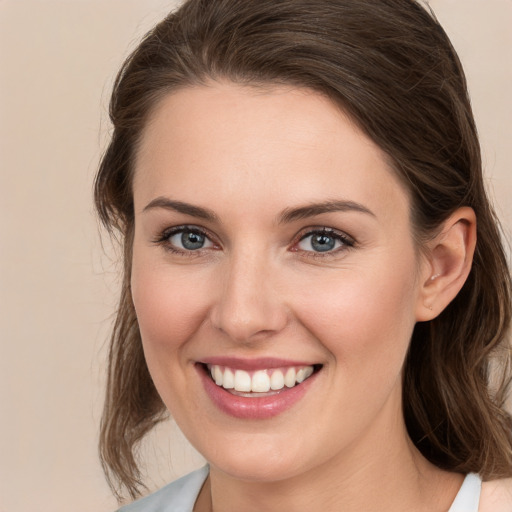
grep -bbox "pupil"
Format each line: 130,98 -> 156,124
182,231 -> 205,250
312,234 -> 335,252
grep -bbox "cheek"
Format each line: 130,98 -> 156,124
131,261 -> 212,356
130,259 -> 217,415
292,262 -> 418,375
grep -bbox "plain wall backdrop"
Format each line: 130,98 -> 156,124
0,1 -> 511,511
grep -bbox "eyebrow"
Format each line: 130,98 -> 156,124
142,197 -> 374,224
278,200 -> 375,224
142,197 -> 218,222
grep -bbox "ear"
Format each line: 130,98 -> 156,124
415,207 -> 477,322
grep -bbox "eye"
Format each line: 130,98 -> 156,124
169,228 -> 213,250
154,226 -> 216,253
295,228 -> 354,254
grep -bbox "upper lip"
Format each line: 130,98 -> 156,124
199,356 -> 319,371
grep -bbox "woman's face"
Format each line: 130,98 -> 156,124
131,83 -> 429,482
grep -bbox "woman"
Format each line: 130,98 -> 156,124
95,0 -> 512,510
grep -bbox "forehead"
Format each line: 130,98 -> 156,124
133,82 -> 410,225
137,83 -> 369,166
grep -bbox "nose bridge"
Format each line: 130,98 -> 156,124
211,244 -> 287,342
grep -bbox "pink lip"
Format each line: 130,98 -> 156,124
200,356 -> 315,371
196,362 -> 320,420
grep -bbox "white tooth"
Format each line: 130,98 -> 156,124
296,368 -> 306,383
296,366 -> 314,383
213,365 -> 223,386
270,370 -> 285,390
284,367 -> 296,388
222,368 -> 234,389
234,370 -> 252,392
252,371 -> 271,392
303,366 -> 314,379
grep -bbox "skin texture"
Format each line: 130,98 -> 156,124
131,83 -> 477,511
480,478 -> 512,512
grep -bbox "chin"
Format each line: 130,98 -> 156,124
211,456 -> 304,483
195,430 -> 314,483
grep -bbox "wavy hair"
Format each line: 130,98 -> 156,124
94,0 -> 512,500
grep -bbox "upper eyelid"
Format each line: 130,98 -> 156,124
161,224 -> 213,238
153,224 -> 218,247
295,226 -> 355,243
154,224 -> 355,250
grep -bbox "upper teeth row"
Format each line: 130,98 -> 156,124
208,365 -> 314,393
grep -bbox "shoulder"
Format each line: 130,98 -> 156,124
479,478 -> 512,512
116,466 -> 209,512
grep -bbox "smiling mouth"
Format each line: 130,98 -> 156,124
203,364 -> 322,397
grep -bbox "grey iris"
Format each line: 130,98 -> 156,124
182,231 -> 205,250
311,233 -> 335,252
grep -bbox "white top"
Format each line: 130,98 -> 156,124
118,466 -> 209,512
117,466 -> 481,512
449,473 -> 482,512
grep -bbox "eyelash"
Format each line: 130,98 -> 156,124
152,225 -> 356,258
294,227 -> 355,258
152,225 -> 219,258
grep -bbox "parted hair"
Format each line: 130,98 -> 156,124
94,0 -> 512,500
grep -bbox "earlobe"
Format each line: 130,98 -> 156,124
416,207 -> 477,322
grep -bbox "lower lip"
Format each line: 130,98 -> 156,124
197,365 -> 318,419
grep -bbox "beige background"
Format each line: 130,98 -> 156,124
0,1 -> 511,511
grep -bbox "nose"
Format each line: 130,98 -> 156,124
210,249 -> 288,343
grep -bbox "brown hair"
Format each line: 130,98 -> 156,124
95,0 -> 512,500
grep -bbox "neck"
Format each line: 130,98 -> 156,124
196,393 -> 462,512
